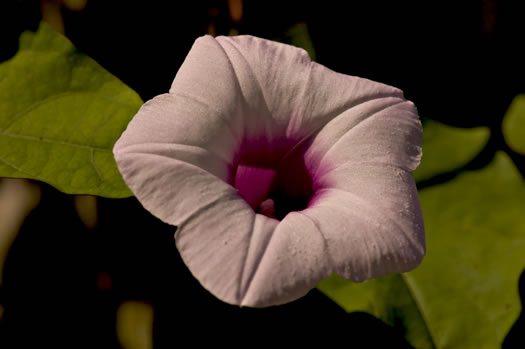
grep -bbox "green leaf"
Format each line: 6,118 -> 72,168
318,273 -> 434,348
0,23 -> 142,197
319,151 -> 525,348
279,22 -> 316,61
502,94 -> 525,155
414,120 -> 489,182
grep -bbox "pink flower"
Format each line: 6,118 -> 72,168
113,35 -> 425,307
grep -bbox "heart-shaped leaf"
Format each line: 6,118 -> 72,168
0,23 -> 142,197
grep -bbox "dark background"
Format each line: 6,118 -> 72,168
1,1 -> 524,347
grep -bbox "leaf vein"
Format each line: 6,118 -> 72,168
0,154 -> 41,179
401,274 -> 438,348
90,148 -> 103,182
0,131 -> 109,151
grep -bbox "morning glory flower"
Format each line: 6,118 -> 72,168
113,35 -> 425,307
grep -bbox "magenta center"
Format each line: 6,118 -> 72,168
234,160 -> 314,220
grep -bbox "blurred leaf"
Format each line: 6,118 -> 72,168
280,22 -> 316,61
414,120 -> 489,182
502,95 -> 525,155
73,195 -> 98,230
0,23 -> 142,198
319,151 -> 525,348
116,301 -> 154,349
63,0 -> 88,11
0,178 -> 41,285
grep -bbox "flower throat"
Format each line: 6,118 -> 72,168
234,162 -> 314,220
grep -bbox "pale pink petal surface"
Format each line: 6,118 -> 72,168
113,35 -> 425,307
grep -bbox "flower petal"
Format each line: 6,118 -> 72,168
240,168 -> 424,305
307,98 -> 423,178
297,97 -> 425,281
303,166 -> 425,281
115,146 -> 279,305
213,35 -> 404,157
240,211 -> 332,307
